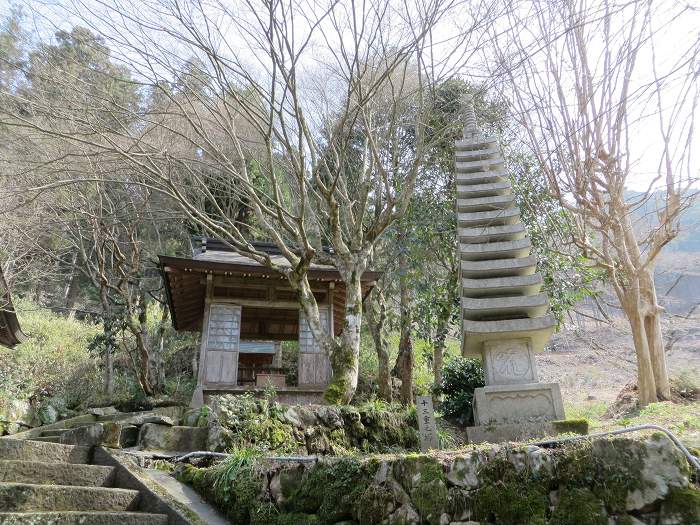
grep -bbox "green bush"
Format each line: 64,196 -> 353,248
0,300 -> 101,409
432,356 -> 484,425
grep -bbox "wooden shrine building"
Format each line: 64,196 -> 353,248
0,267 -> 26,349
159,238 -> 379,407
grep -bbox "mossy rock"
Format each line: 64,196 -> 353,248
552,418 -> 589,435
355,483 -> 395,525
555,438 -> 646,513
285,458 -> 376,523
659,486 -> 700,524
392,455 -> 445,493
410,478 -> 448,525
550,487 -> 607,525
474,481 -> 547,525
276,512 -> 321,525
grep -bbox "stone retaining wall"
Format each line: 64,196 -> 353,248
177,435 -> 700,525
206,395 -> 419,455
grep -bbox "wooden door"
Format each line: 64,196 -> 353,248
202,304 -> 241,386
298,308 -> 332,386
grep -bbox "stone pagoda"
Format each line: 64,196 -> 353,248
456,95 -> 564,442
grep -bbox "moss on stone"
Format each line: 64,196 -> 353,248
552,418 -> 589,435
659,486 -> 700,523
276,512 -> 321,525
555,438 -> 647,513
550,487 -> 608,525
411,478 -> 449,525
474,481 -> 547,525
285,457 -> 376,523
355,483 -> 395,525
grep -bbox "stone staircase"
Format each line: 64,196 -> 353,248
0,438 -> 168,524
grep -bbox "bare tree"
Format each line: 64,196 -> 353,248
0,0 -> 487,402
490,0 -> 699,404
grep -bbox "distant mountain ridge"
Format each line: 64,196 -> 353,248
625,189 -> 700,253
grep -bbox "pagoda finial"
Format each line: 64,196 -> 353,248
461,93 -> 479,140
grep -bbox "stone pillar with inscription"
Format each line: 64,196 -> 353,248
456,95 -> 565,442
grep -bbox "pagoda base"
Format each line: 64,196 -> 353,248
473,383 -> 564,426
466,421 -> 557,444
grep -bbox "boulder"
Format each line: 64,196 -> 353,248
102,421 -> 139,449
446,453 -> 483,489
387,504 -> 420,525
316,406 -> 343,429
60,423 -> 105,446
38,404 -> 59,425
138,423 -> 207,452
625,437 -> 689,511
89,406 -> 119,417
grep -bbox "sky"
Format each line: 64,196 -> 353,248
1,0 -> 698,191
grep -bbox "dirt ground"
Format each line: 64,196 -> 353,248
536,315 -> 700,405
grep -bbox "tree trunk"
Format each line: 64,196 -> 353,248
639,268 -> 671,399
324,271 -> 363,404
396,328 -> 413,405
394,247 -> 414,405
365,288 -> 392,402
99,289 -> 114,397
433,312 -> 449,386
62,252 -> 80,317
620,291 -> 658,407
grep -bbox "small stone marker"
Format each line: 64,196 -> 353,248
416,395 -> 439,452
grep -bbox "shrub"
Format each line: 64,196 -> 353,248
432,356 -> 485,425
0,300 -> 101,409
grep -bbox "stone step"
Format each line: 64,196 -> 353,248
456,181 -> 512,198
0,461 -> 115,487
0,483 -> 140,512
461,256 -> 538,278
459,238 -> 531,261
457,194 -> 516,213
462,273 -> 544,297
456,158 -> 504,173
455,135 -> 498,150
458,208 -> 520,227
27,436 -> 62,443
456,170 -> 508,186
0,512 -> 168,525
459,224 -> 526,243
0,439 -> 91,464
41,429 -> 68,438
462,315 -> 556,355
462,293 -> 549,321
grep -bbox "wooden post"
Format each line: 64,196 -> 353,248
191,274 -> 213,407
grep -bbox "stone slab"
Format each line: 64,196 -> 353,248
137,424 -> 207,453
0,438 -> 91,464
466,421 -> 558,444
461,273 -> 543,296
0,460 -> 115,487
103,422 -> 139,449
462,315 -> 555,356
145,469 -> 229,525
0,483 -> 140,512
472,382 -> 564,426
0,512 -> 168,525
